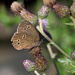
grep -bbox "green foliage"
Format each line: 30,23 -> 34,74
56,58 -> 75,75
0,6 -> 22,28
65,23 -> 74,26
46,10 -> 75,74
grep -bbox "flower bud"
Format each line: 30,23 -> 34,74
31,47 -> 42,57
38,5 -> 49,19
20,9 -> 38,25
23,59 -> 36,72
11,1 -> 38,25
71,51 -> 75,59
34,54 -> 47,71
11,1 -> 23,15
43,0 -> 56,7
70,0 -> 75,18
53,3 -> 70,18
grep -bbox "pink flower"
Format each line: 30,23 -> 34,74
38,18 -> 49,28
23,59 -> 35,72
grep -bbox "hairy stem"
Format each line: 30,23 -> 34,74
43,72 -> 46,75
70,16 -> 75,22
39,18 -> 43,32
47,44 -> 57,59
34,70 -> 40,75
70,16 -> 75,29
36,19 -> 72,60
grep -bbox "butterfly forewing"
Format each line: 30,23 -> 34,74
11,32 -> 37,50
17,20 -> 40,41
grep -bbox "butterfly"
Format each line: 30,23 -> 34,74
11,20 -> 40,50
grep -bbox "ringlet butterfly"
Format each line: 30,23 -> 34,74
11,20 -> 40,50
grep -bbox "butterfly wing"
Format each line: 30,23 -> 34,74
11,32 -> 37,50
17,20 -> 40,41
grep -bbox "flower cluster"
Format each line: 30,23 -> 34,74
42,0 -> 75,18
42,0 -> 70,18
10,0 -> 75,75
11,1 -> 49,73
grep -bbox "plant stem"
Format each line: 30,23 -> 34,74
47,44 -> 60,75
36,19 -> 72,60
70,16 -> 75,29
70,16 -> 75,22
43,72 -> 46,75
39,18 -> 43,32
34,70 -> 40,75
47,44 -> 57,59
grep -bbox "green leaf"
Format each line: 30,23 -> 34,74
56,58 -> 75,75
65,23 -> 74,26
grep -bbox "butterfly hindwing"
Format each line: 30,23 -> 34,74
11,32 -> 37,50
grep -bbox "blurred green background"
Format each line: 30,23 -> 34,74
0,0 -> 74,75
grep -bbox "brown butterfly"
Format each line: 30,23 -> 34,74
11,20 -> 40,50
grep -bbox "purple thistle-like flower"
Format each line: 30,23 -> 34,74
20,9 -> 38,25
53,3 -> 70,18
38,18 -> 49,28
11,1 -> 38,25
71,51 -> 75,59
11,1 -> 23,15
70,0 -> 75,18
43,0 -> 56,8
38,5 -> 50,19
34,54 -> 48,71
23,59 -> 36,72
42,19 -> 49,28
